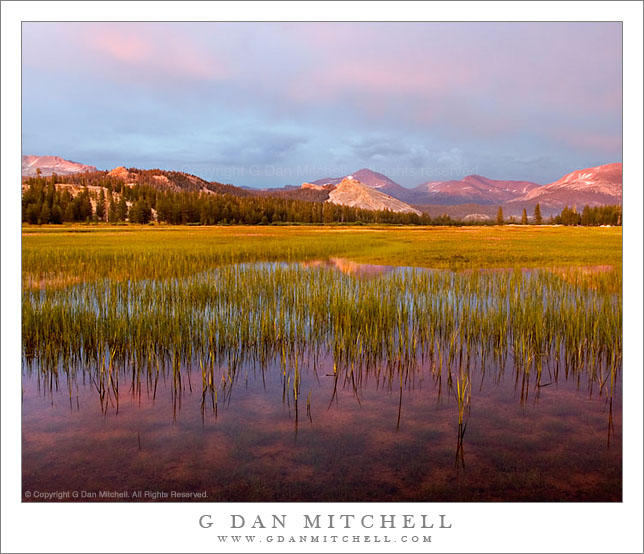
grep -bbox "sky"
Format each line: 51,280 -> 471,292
22,22 -> 622,188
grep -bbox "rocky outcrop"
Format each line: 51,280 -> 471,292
326,177 -> 421,215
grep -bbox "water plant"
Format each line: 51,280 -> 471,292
22,262 -> 621,423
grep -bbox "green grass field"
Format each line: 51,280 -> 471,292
22,224 -> 622,288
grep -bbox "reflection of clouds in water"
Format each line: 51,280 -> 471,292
21,261 -> 622,501
22,343 -> 621,501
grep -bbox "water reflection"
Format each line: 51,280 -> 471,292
305,258 -> 614,278
22,261 -> 621,502
23,342 -> 621,502
303,258 -> 396,277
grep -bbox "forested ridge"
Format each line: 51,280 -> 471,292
21,171 -> 622,226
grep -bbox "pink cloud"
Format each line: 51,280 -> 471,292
554,130 -> 622,154
280,22 -> 621,137
90,30 -> 153,64
82,24 -> 227,82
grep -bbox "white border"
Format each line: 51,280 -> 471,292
2,2 -> 642,553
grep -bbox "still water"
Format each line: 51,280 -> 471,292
22,261 -> 621,502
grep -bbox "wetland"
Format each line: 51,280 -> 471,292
21,226 -> 622,501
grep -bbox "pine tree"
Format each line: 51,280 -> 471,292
26,203 -> 40,224
108,200 -> 118,223
96,189 -> 106,221
116,196 -> 128,222
50,204 -> 62,224
533,203 -> 542,225
521,208 -> 528,225
63,203 -> 75,222
496,207 -> 504,225
69,188 -> 93,221
129,199 -> 152,224
581,205 -> 593,226
39,203 -> 51,224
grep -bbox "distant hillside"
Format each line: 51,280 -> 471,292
254,184 -> 331,203
22,171 -> 432,226
309,168 -> 543,205
327,177 -> 421,215
411,175 -> 540,205
31,166 -> 250,199
313,168 -> 413,201
305,163 -> 621,215
509,163 -> 622,210
415,203 -> 508,219
105,166 -> 252,196
269,176 -> 421,214
21,159 -> 252,197
22,158 -> 622,219
22,155 -> 96,177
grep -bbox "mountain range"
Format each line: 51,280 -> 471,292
507,163 -> 622,210
309,165 -> 622,209
22,155 -> 622,217
411,174 -> 540,205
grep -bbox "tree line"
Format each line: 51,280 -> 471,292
21,178 -> 436,225
550,205 -> 622,226
495,204 -> 621,226
21,175 -> 622,227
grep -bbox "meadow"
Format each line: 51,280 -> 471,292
21,224 -> 623,501
22,224 -> 622,287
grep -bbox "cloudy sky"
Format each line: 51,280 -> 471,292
22,22 -> 621,188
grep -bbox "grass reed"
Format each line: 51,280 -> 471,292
23,263 -> 622,416
21,225 -> 622,431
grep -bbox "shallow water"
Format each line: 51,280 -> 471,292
22,261 -> 621,502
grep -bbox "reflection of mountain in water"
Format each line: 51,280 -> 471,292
302,257 -> 396,277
